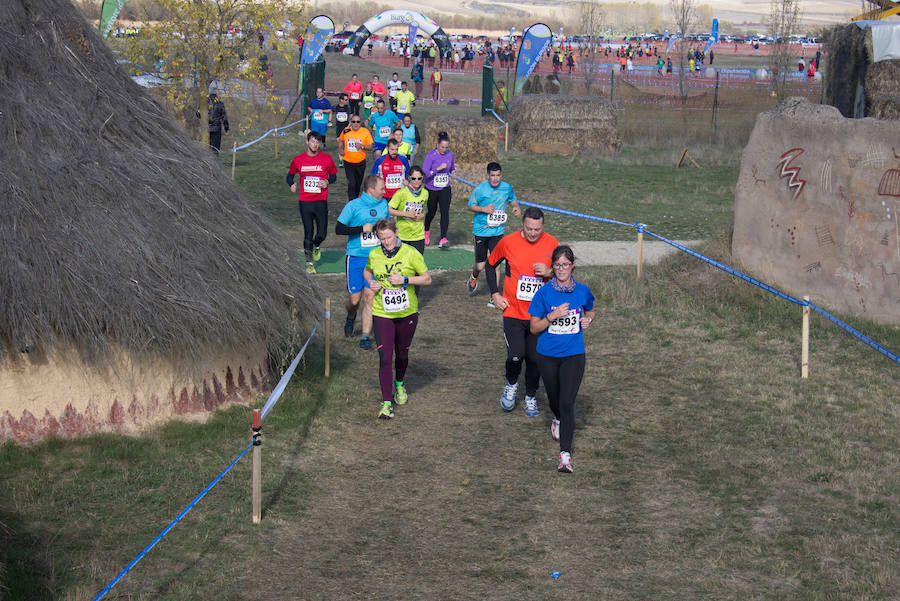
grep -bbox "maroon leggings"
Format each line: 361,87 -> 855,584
373,313 -> 419,402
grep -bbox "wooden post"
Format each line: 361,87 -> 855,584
324,297 -> 331,377
231,141 -> 237,180
251,409 -> 262,524
274,127 -> 279,159
504,122 -> 509,153
801,295 -> 810,379
636,230 -> 644,279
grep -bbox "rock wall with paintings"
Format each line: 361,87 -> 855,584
733,98 -> 900,326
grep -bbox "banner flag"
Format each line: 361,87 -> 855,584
99,0 -> 127,38
301,15 -> 335,64
408,22 -> 418,46
514,23 -> 552,95
704,18 -> 719,54
665,31 -> 679,54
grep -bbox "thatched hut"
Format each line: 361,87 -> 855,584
508,95 -> 621,155
825,22 -> 900,119
0,0 -> 321,443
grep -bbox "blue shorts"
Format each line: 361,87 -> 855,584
311,122 -> 328,136
346,255 -> 371,294
373,142 -> 386,153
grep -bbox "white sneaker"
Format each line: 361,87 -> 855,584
500,382 -> 517,412
551,419 -> 560,441
558,451 -> 573,473
524,395 -> 539,417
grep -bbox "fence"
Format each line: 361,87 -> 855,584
451,174 -> 899,368
91,305 -> 333,601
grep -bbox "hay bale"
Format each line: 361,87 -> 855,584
866,59 -> 900,99
423,118 -> 499,165
509,95 -> 621,154
825,23 -> 900,120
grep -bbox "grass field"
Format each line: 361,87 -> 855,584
2,51 -> 899,601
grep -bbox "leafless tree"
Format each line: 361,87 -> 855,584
670,0 -> 697,106
577,0 -> 607,94
769,0 -> 802,101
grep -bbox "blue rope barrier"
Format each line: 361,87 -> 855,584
92,442 -> 254,601
260,322 -> 319,422
452,175 -> 899,365
233,118 -> 306,152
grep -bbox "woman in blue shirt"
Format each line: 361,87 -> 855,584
528,245 -> 595,473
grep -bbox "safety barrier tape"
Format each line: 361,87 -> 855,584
452,175 -> 899,365
91,322 -> 320,600
233,118 -> 307,152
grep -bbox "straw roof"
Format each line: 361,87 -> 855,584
0,0 -> 321,365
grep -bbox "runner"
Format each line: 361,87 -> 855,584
367,98 -> 400,154
370,74 -> 387,99
364,218 -> 432,419
422,131 -> 455,248
371,138 -> 410,201
335,175 -> 389,351
380,125 -> 413,160
528,245 -> 595,473
399,113 -> 421,159
338,115 -> 374,201
343,73 -> 363,115
361,83 -> 376,122
307,87 -> 332,148
484,207 -> 558,416
286,132 -> 337,273
393,81 -> 416,118
332,93 -> 351,157
388,165 -> 428,254
387,72 -> 402,110
466,161 -> 520,294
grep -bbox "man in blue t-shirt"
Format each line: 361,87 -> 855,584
465,161 -> 521,295
308,87 -> 332,147
366,98 -> 400,153
335,174 -> 389,351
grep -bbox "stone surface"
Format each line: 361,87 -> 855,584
733,98 -> 900,326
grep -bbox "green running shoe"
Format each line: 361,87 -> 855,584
377,400 -> 394,419
312,246 -> 322,262
395,383 -> 408,405
305,262 -> 317,274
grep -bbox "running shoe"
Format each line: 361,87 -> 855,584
424,231 -> 430,246
394,382 -> 408,405
344,316 -> 355,338
438,237 -> 450,250
305,262 -> 317,274
524,395 -> 539,417
466,274 -> 478,295
551,418 -> 560,441
558,451 -> 573,473
487,298 -> 495,308
377,400 -> 394,419
500,382 -> 518,412
338,158 -> 344,168
359,336 -> 374,351
312,246 -> 322,262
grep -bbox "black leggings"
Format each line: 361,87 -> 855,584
502,317 -> 540,397
298,201 -> 327,261
373,313 -> 419,403
402,238 -> 425,255
344,160 -> 366,202
537,353 -> 585,453
424,186 -> 451,239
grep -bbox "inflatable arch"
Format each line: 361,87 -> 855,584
347,10 -> 451,56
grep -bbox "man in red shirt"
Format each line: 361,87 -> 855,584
370,139 -> 410,200
286,131 -> 338,273
485,207 -> 558,416
343,73 -> 363,116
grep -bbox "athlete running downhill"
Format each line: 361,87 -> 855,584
466,161 -> 520,295
485,207 -> 558,416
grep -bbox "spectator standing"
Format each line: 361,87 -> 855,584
206,92 -> 229,154
430,67 -> 443,102
410,60 -> 425,97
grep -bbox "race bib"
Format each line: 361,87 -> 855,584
378,126 -> 391,138
347,139 -> 361,152
360,231 -> 379,247
313,110 -> 325,121
486,210 -> 507,227
364,101 -> 373,109
385,173 -> 403,189
303,176 -> 320,193
351,92 -> 361,100
433,173 -> 450,188
516,275 -> 543,301
548,308 -> 581,335
336,111 -> 348,122
382,287 -> 410,312
404,201 -> 423,214
398,104 -> 409,113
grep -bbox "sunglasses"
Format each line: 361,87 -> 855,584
350,120 -> 361,123
408,176 -> 423,181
